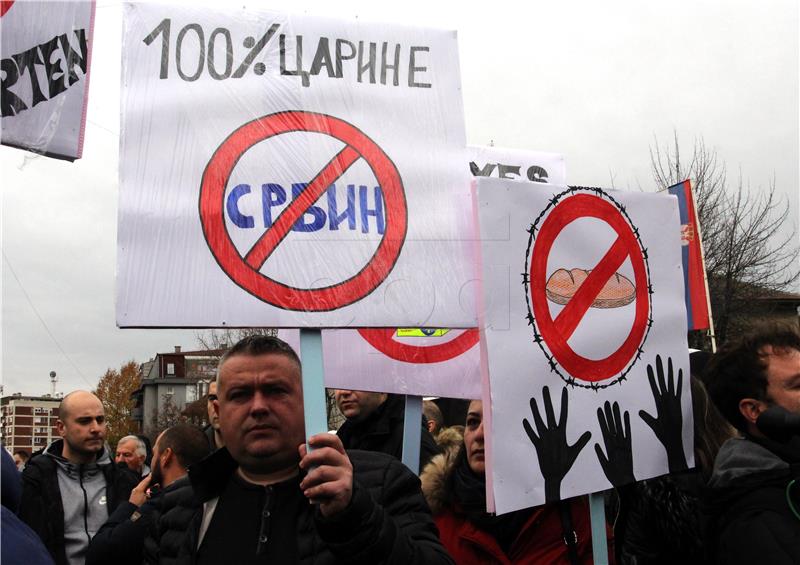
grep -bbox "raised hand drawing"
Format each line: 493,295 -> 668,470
594,400 -> 635,486
523,386 -> 592,502
639,355 -> 688,473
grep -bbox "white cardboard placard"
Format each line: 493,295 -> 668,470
118,3 -> 472,328
0,0 -> 95,160
475,178 -> 693,514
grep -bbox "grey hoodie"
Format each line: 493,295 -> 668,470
44,442 -> 113,565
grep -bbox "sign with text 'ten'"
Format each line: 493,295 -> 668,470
0,0 -> 95,161
118,4 -> 472,328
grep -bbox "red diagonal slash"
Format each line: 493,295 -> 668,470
553,236 -> 630,339
244,145 -> 361,269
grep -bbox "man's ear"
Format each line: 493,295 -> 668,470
56,420 -> 66,438
161,447 -> 174,467
739,398 -> 767,426
426,420 -> 436,433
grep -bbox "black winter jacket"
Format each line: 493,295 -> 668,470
616,469 -> 707,564
336,395 -> 441,471
18,440 -> 139,565
86,475 -> 193,565
145,447 -> 454,565
706,436 -> 800,565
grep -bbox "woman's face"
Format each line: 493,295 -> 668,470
464,400 -> 485,475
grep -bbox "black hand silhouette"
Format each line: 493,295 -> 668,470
594,400 -> 635,486
639,355 -> 688,473
523,386 -> 592,502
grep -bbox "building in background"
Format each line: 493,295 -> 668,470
1,394 -> 61,455
132,346 -> 226,436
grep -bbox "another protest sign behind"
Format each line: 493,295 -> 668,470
0,0 -> 95,160
117,4 -> 473,328
323,146 -> 565,399
468,145 -> 566,185
474,178 -> 692,514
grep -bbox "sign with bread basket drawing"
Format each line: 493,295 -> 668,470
474,178 -> 694,514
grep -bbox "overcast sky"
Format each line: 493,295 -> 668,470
2,0 -> 797,396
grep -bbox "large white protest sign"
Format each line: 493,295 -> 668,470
322,146 -> 565,399
0,0 -> 95,160
118,4 -> 472,328
475,178 -> 692,514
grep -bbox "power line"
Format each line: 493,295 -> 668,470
2,252 -> 94,388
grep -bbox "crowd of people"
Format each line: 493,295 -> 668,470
2,323 -> 800,564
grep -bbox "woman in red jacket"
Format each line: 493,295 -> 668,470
421,400 -> 604,565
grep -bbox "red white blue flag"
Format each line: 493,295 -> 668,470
668,180 -> 710,330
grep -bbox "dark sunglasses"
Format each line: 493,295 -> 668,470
207,394 -> 218,401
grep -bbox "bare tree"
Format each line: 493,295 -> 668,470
651,133 -> 798,344
149,394 -> 186,441
194,328 -> 277,355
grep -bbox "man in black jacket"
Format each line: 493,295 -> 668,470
19,391 -> 139,565
87,424 -> 210,565
147,335 -> 453,565
706,325 -> 800,564
334,389 -> 441,471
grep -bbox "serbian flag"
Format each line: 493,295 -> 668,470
668,180 -> 710,330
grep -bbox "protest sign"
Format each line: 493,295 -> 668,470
323,145 -> 564,398
468,145 -> 566,185
475,178 -> 692,514
118,3 -> 472,328
0,0 -> 95,160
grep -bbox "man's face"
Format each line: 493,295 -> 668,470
115,439 -> 145,473
334,390 -> 387,421
57,394 -> 106,458
764,346 -> 800,414
207,381 -> 220,430
216,353 -> 305,474
13,454 -> 24,470
464,400 -> 485,475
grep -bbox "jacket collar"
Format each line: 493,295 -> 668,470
343,394 -> 404,438
188,447 -> 239,502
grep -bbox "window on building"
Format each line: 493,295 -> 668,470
186,386 -> 197,403
166,386 -> 174,396
166,363 -> 175,375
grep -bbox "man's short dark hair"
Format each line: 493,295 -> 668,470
423,400 -> 443,431
706,323 -> 800,432
157,424 -> 211,469
217,335 -> 301,380
13,449 -> 30,461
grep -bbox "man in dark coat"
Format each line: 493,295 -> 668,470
706,324 -> 800,564
146,335 -> 453,565
19,391 -> 139,565
87,424 -> 210,565
334,390 -> 441,471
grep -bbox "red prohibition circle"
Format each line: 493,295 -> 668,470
529,193 -> 649,382
0,1 -> 16,17
357,328 -> 479,364
199,111 -> 407,311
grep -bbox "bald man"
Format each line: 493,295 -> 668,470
19,390 -> 139,565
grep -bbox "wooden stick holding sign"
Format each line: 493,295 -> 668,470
401,395 -> 423,474
300,329 -> 329,451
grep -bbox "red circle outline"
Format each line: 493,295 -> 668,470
199,111 -> 407,311
529,193 -> 649,382
357,328 -> 479,364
